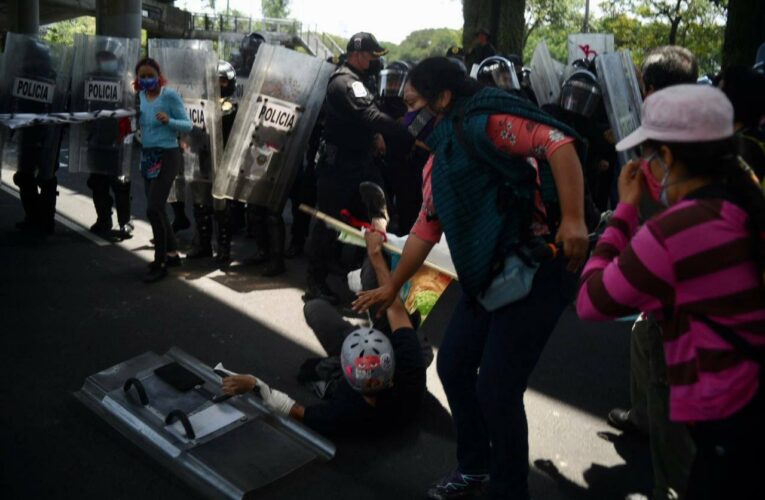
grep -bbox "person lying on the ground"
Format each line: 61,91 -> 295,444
221,228 -> 426,437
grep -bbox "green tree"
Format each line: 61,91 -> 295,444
42,16 -> 96,46
383,28 -> 463,62
262,0 -> 290,19
524,0 -> 583,49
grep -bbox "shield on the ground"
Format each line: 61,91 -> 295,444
595,50 -> 643,163
75,347 -> 335,500
68,34 -> 140,177
0,33 -> 70,175
149,39 -> 222,183
213,45 -> 334,212
528,41 -> 565,107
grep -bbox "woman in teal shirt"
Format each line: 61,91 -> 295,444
134,58 -> 193,282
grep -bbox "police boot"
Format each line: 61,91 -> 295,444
261,214 -> 286,277
171,201 -> 191,233
87,174 -> 114,235
113,180 -> 133,239
187,204 -> 214,259
230,200 -> 246,234
37,177 -> 58,235
13,172 -> 40,231
214,206 -> 233,265
245,206 -> 269,265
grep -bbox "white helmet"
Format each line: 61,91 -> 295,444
341,327 -> 395,394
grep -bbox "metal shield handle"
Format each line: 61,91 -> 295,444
123,377 -> 149,406
165,410 -> 196,440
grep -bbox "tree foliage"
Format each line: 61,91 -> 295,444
42,16 -> 96,46
261,0 -> 290,19
382,28 -> 463,62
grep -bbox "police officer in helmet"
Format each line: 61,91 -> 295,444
305,32 -> 415,303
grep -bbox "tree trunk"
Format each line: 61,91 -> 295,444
668,16 -> 681,45
722,0 -> 765,68
462,0 -> 526,63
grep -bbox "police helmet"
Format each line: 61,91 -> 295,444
217,60 -> 237,98
560,69 -> 602,118
476,56 -> 521,91
20,38 -> 54,76
341,327 -> 395,394
379,60 -> 412,98
241,32 -> 265,54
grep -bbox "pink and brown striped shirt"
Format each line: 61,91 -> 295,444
577,191 -> 765,423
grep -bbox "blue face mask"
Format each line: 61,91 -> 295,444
99,60 -> 119,74
139,77 -> 158,91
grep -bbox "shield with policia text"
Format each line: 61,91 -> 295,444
68,34 -> 140,177
213,44 -> 335,212
595,50 -> 643,165
528,40 -> 565,107
0,33 -> 71,174
148,38 -> 222,183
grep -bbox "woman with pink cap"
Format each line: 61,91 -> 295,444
577,84 -> 765,498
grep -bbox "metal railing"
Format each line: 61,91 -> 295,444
189,12 -> 302,35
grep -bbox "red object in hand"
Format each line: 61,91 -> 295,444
340,209 -> 387,242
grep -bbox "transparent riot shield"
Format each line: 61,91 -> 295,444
218,33 -> 257,103
529,41 -> 564,107
213,45 -> 335,212
595,50 -> 643,164
149,39 -> 222,184
75,347 -> 335,500
0,33 -> 71,176
68,34 -> 140,177
567,33 -> 614,66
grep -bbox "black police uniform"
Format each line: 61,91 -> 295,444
307,62 -> 414,292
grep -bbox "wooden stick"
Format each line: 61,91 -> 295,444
299,204 -> 458,279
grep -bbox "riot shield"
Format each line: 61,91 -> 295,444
567,33 -> 614,66
218,33 -> 263,103
0,33 -> 70,175
148,39 -> 222,183
68,34 -> 140,177
75,347 -> 335,500
213,45 -> 335,212
529,41 -> 564,107
595,50 -> 643,163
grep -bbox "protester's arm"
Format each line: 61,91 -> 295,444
222,375 -> 300,419
352,233 -> 434,316
364,231 -> 413,331
165,90 -> 193,133
548,144 -> 589,271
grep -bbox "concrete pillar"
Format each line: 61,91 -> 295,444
8,0 -> 40,35
96,0 -> 142,39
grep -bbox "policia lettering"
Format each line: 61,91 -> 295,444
186,104 -> 206,127
85,80 -> 122,102
12,77 -> 54,104
254,96 -> 299,133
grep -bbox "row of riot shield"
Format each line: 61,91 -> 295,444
68,34 -> 141,178
0,32 -> 72,178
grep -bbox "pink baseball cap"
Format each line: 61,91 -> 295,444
616,84 -> 734,152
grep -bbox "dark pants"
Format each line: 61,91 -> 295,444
144,148 -> 181,263
307,151 -> 382,285
437,258 -> 577,499
87,173 -> 131,227
289,156 -> 317,246
686,388 -> 764,500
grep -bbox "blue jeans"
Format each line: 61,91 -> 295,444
437,258 -> 577,499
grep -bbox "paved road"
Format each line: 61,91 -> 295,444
0,164 -> 651,499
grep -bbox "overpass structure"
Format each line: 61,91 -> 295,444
0,0 -> 343,59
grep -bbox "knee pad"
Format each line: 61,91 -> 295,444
13,172 -> 35,189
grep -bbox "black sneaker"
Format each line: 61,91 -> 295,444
143,262 -> 167,283
427,469 -> 489,499
302,283 -> 339,305
607,408 -> 646,436
359,182 -> 389,222
166,255 -> 183,267
117,222 -> 134,240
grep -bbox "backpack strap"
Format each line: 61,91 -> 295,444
696,316 -> 765,367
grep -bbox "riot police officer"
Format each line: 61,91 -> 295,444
79,39 -> 135,238
305,32 -> 415,303
186,61 -> 237,264
5,36 -> 65,234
